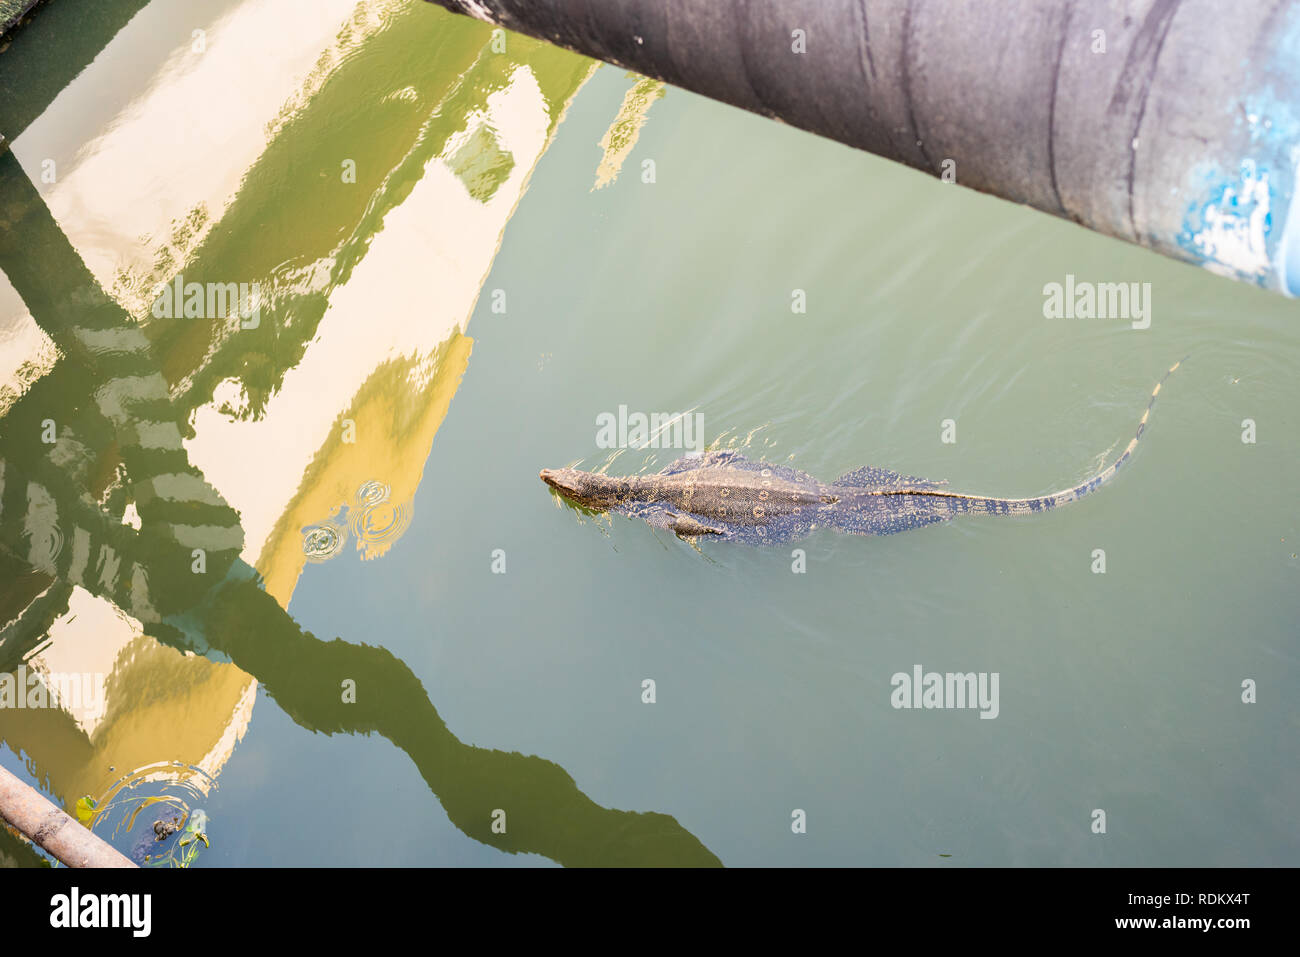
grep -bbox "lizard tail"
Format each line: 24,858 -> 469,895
880,357 -> 1186,517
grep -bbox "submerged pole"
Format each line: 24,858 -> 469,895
0,764 -> 135,868
425,0 -> 1300,298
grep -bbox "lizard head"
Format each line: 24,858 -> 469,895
540,467 -> 631,510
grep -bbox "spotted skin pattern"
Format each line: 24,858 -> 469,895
541,361 -> 1183,544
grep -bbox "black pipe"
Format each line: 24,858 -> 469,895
425,0 -> 1300,298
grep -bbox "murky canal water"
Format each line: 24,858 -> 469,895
0,0 -> 1296,866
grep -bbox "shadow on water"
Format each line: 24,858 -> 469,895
0,3 -> 720,866
0,148 -> 720,869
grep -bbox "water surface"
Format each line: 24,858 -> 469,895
0,0 -> 1296,867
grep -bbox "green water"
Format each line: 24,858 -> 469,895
0,0 -> 1296,867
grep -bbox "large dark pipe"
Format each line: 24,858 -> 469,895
0,764 -> 135,867
425,0 -> 1300,298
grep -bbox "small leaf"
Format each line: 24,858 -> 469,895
74,796 -> 98,824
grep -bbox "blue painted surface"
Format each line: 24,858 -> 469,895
1178,160 -> 1275,288
1178,10 -> 1300,296
1261,9 -> 1300,296
1283,172 -> 1300,296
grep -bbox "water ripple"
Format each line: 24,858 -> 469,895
81,763 -> 216,867
302,521 -> 347,563
354,480 -> 392,507
350,499 -> 412,558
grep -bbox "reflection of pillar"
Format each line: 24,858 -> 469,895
0,154 -> 244,616
207,580 -> 723,866
0,450 -> 723,865
185,36 -> 596,598
0,3 -> 721,865
0,0 -> 152,137
7,0 -> 385,314
0,552 -> 61,671
257,335 -> 472,603
0,138 -> 259,826
0,468 -> 724,866
0,586 -> 256,816
594,78 -> 666,190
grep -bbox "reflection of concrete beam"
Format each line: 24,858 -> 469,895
0,152 -> 245,609
1,424 -> 723,864
0,593 -> 258,817
189,58 -> 558,567
0,0 -> 150,135
8,0 -> 373,312
0,500 -> 722,864
0,275 -> 720,868
428,0 -> 1300,297
0,576 -> 64,678
0,434 -> 723,865
208,579 -> 723,866
0,16 -> 720,863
